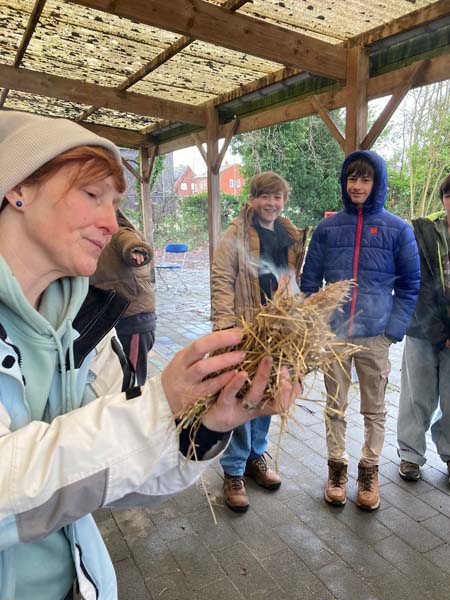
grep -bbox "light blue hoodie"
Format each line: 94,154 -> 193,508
0,256 -> 88,600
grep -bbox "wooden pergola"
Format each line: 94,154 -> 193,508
1,0 -> 449,263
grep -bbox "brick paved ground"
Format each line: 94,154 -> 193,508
95,263 -> 450,600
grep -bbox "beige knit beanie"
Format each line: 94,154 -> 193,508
0,110 -> 122,200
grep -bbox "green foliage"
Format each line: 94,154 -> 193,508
122,205 -> 143,231
378,81 -> 450,220
152,192 -> 243,249
232,115 -> 345,227
150,155 -> 166,187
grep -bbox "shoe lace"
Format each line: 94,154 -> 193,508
330,465 -> 346,487
359,469 -> 374,491
229,477 -> 244,490
252,455 -> 268,474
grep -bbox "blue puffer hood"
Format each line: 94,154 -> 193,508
341,150 -> 388,214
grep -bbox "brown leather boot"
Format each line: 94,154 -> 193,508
224,475 -> 249,513
324,460 -> 347,506
245,455 -> 281,490
357,462 -> 380,511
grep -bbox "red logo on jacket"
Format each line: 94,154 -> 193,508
370,226 -> 378,235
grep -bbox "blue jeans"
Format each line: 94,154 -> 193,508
397,336 -> 450,465
220,416 -> 271,476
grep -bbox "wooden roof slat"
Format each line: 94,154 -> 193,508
67,0 -> 347,80
0,64 -> 207,125
74,0 -> 249,123
0,0 -> 47,109
155,51 -> 450,155
348,0 -> 450,47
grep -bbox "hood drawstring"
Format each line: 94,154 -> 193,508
46,319 -> 77,419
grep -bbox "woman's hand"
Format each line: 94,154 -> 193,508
201,358 -> 299,432
161,328 -> 300,432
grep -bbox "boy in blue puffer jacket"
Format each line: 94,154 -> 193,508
301,150 -> 420,511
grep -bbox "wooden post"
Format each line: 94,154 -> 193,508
206,102 -> 221,270
139,146 -> 156,281
345,45 -> 369,154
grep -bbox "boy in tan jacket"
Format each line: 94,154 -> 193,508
211,171 -> 309,512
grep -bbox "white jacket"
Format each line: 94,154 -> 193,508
0,303 -> 226,600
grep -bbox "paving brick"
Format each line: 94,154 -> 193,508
97,517 -> 130,563
145,570 -> 198,600
421,513 -> 450,541
374,535 -> 450,597
128,530 -> 181,580
315,559 -> 380,600
261,548 -> 337,600
188,506 -> 241,551
420,466 -> 450,494
227,505 -> 288,559
167,534 -> 225,591
377,482 -> 438,521
361,565 -> 435,600
115,558 -> 152,600
213,541 -> 279,597
246,485 -> 298,528
195,577 -> 245,600
419,487 -> 450,518
374,506 -> 443,551
112,507 -> 155,539
274,519 -> 338,571
333,500 -> 392,544
424,543 -> 450,575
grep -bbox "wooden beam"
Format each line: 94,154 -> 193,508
0,0 -> 47,109
122,158 -> 143,183
345,45 -> 369,154
81,122 -> 152,148
0,65 -> 207,126
139,146 -> 156,255
77,36 -> 194,122
361,61 -> 428,150
68,0 -> 347,81
310,96 -> 345,151
154,53 -> 450,155
191,133 -> 208,165
213,118 -> 240,174
206,102 -> 221,269
348,0 -> 450,47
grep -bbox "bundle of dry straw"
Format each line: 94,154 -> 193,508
177,279 -> 360,434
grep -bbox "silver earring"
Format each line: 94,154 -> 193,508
15,201 -> 23,207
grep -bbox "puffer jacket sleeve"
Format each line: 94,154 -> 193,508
0,348 -> 225,549
211,225 -> 240,330
300,222 -> 326,295
384,221 -> 420,341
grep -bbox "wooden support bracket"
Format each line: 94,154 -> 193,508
361,60 -> 428,150
310,96 -> 345,150
191,133 -> 208,166
213,118 -> 240,174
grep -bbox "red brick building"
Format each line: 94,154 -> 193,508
173,166 -> 197,197
174,163 -> 244,197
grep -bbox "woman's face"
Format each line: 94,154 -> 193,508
14,164 -> 121,278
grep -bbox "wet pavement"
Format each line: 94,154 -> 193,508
95,264 -> 450,600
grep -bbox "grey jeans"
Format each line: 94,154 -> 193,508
397,336 -> 450,465
324,334 -> 391,466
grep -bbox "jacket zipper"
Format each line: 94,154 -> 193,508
75,543 -> 99,599
349,206 -> 363,336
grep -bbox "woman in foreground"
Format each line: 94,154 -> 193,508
0,111 -> 295,600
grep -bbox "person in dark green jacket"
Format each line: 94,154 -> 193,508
398,174 -> 450,484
